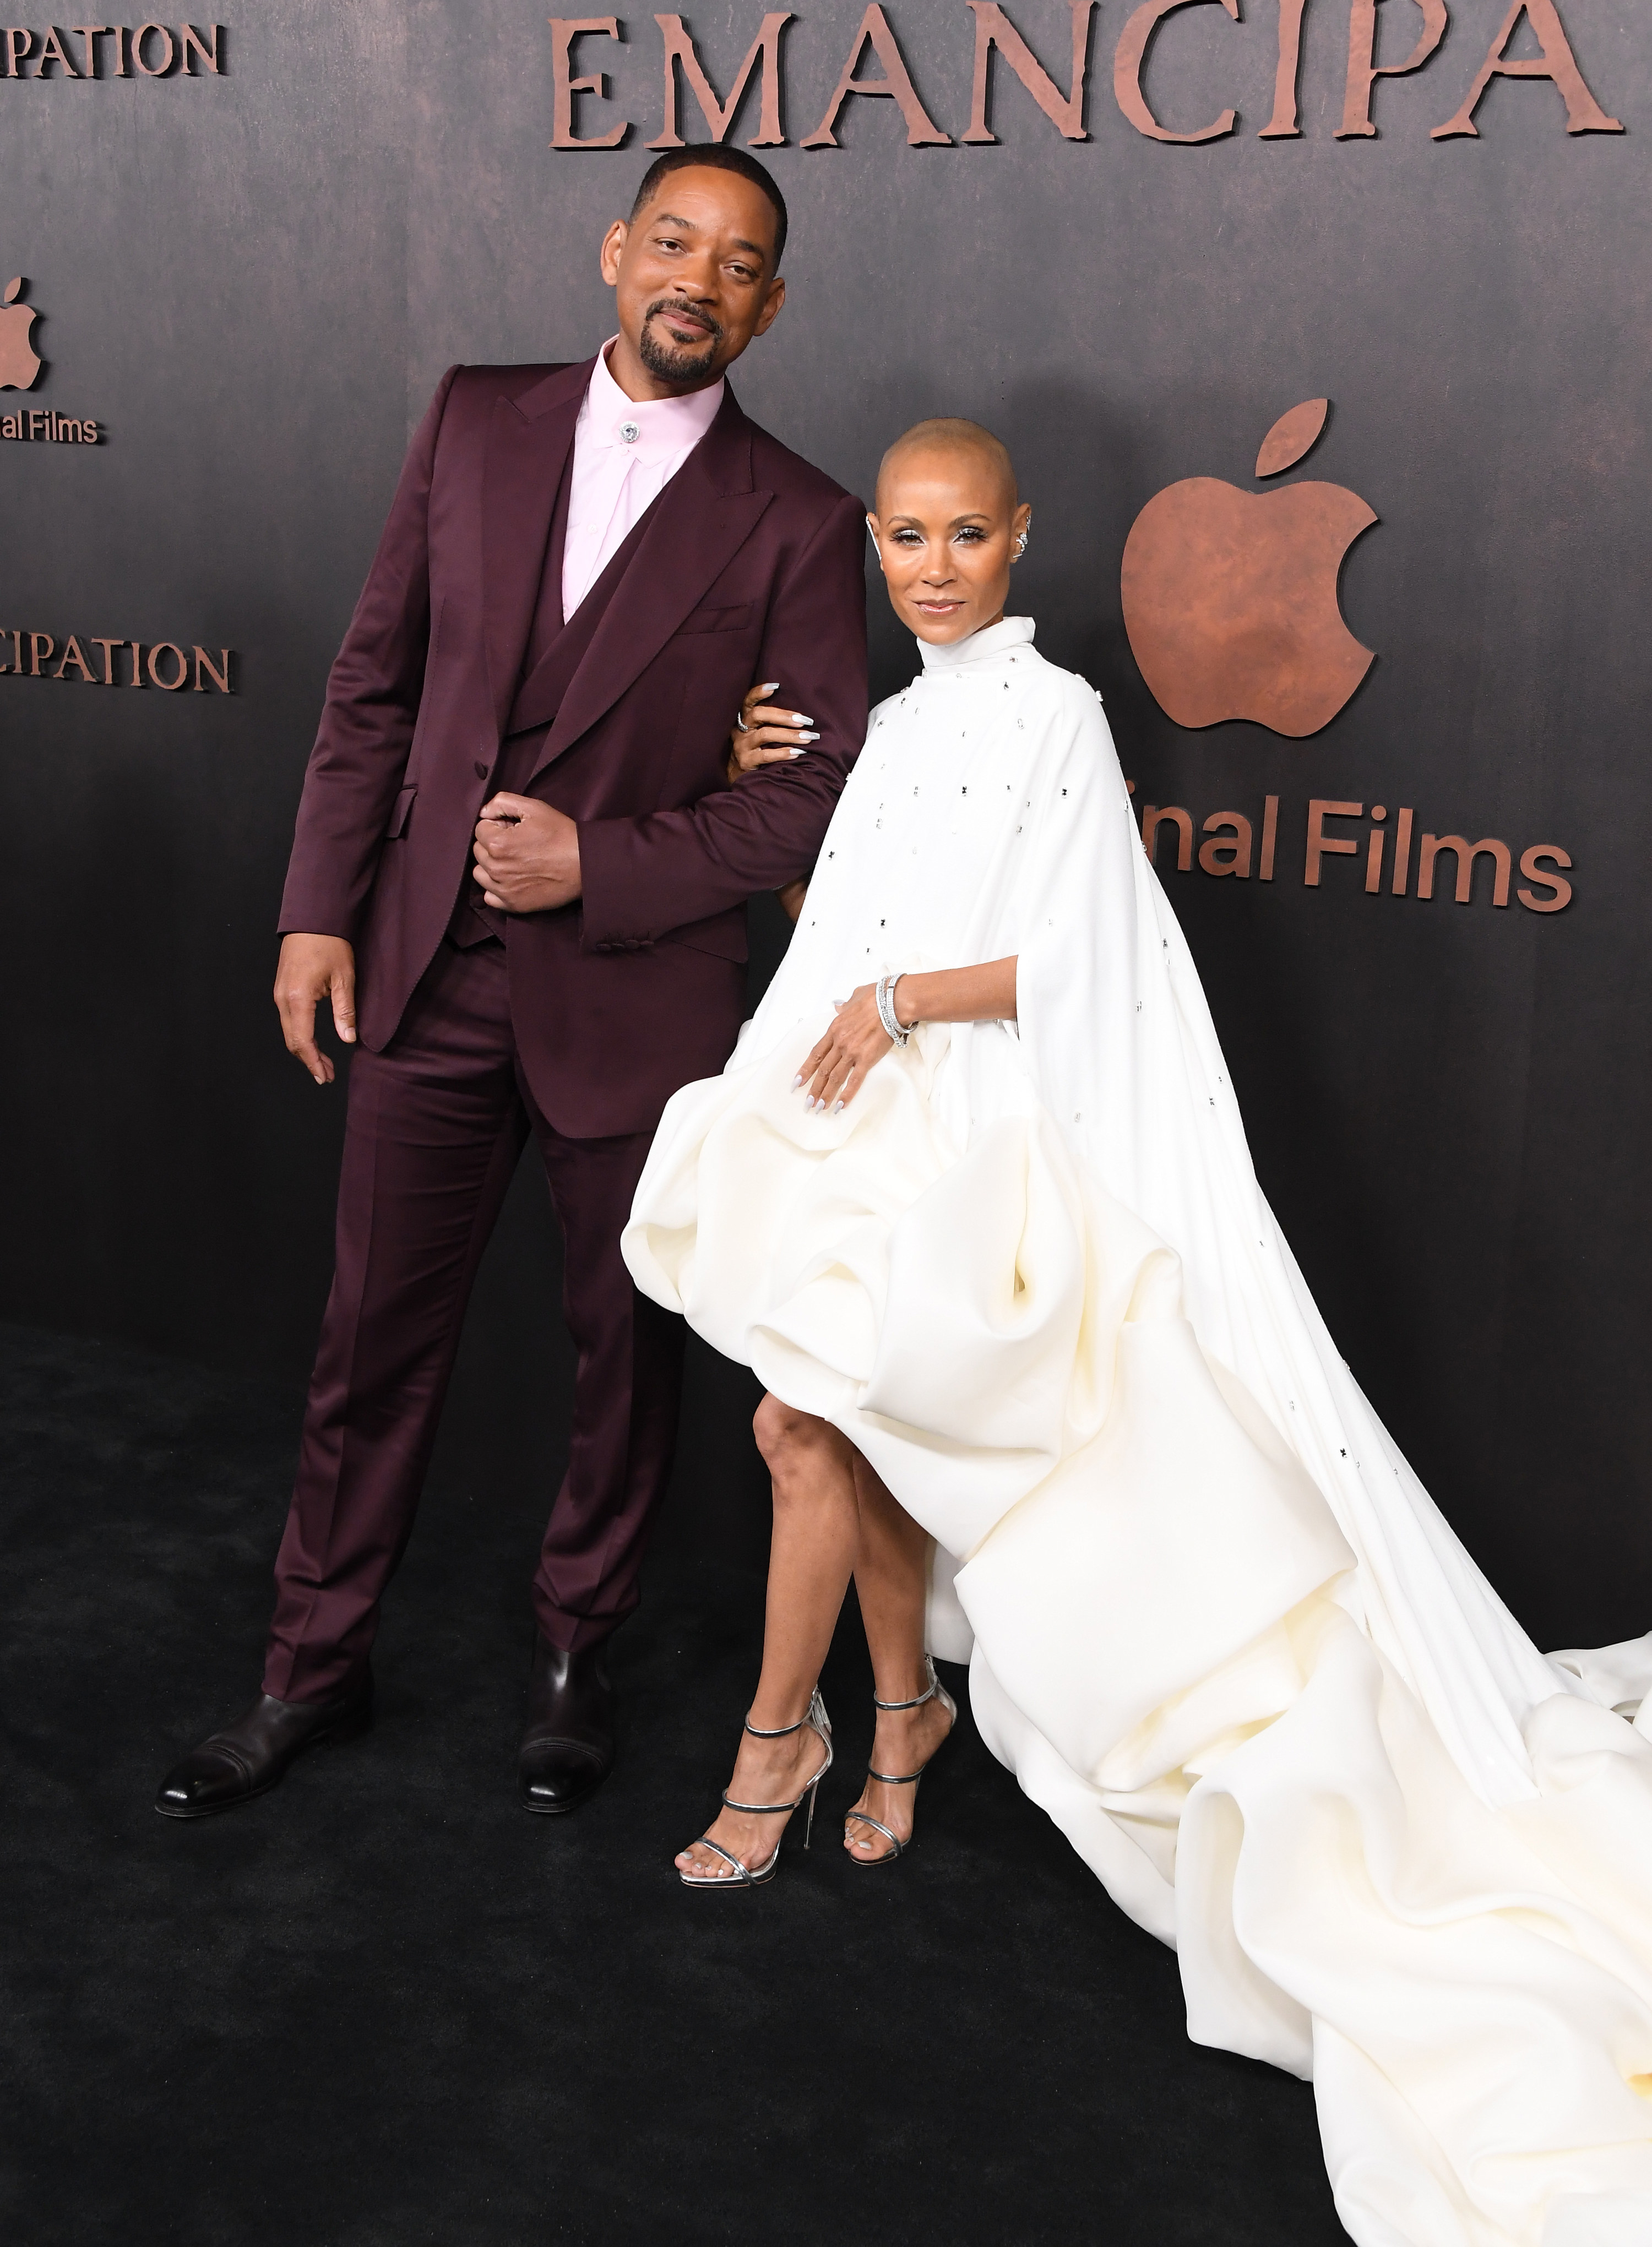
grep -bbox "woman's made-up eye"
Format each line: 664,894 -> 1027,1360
891,528 -> 925,547
954,527 -> 986,545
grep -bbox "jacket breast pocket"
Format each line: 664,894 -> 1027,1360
385,784 -> 417,839
675,602 -> 754,637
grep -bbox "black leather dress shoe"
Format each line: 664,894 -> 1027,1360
155,1676 -> 373,1820
519,1634 -> 614,1814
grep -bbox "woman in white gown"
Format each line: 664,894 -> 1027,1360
622,420 -> 1652,2247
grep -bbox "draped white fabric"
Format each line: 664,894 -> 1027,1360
622,616 -> 1652,2246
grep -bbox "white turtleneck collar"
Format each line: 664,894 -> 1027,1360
916,614 -> 1037,672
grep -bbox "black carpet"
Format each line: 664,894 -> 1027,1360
1,1307 -> 1346,2247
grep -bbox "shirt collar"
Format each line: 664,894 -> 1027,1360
917,615 -> 1037,671
580,337 -> 725,464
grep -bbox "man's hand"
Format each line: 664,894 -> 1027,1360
274,933 -> 357,1086
472,793 -> 583,914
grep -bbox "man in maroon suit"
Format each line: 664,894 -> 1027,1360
157,147 -> 867,1820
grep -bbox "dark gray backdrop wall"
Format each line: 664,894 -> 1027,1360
2,0 -> 1648,1645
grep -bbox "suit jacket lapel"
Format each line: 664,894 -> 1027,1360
481,359 -> 590,742
525,387 -> 773,787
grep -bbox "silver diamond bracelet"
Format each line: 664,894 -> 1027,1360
876,972 -> 914,1048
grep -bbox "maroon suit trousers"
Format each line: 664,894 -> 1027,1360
263,938 -> 684,1701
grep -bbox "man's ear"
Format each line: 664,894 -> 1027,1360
599,219 -> 629,287
752,275 -> 787,339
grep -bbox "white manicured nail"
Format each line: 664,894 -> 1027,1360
830,1100 -> 844,1114
796,731 -> 819,743
792,1074 -> 803,1089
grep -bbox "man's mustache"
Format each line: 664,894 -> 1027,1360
645,297 -> 723,344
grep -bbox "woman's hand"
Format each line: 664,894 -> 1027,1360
794,960 -> 1018,1110
796,984 -> 897,1112
728,682 -> 818,782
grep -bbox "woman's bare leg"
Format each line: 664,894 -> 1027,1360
843,1452 -> 955,1860
676,1395 -> 860,1880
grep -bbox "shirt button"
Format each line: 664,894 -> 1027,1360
474,760 -> 489,779
618,421 -> 641,444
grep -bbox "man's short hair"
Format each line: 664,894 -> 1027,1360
629,146 -> 789,272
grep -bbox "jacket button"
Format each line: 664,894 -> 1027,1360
474,760 -> 489,780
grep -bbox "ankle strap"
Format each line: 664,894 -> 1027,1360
873,1656 -> 939,1713
745,1685 -> 826,1739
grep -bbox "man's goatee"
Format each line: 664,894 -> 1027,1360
640,298 -> 724,384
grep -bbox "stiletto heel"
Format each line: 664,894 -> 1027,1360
844,1656 -> 957,1868
678,1688 -> 833,1890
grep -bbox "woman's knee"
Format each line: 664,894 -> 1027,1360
754,1392 -> 832,1477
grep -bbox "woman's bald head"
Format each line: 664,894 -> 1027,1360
875,418 -> 1018,515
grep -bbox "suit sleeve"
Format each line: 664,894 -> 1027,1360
276,365 -> 461,940
575,491 -> 870,949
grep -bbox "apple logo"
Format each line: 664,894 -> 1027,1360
0,276 -> 42,391
1121,399 -> 1377,738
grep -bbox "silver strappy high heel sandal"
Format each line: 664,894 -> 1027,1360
678,1688 -> 833,1890
844,1656 -> 957,1868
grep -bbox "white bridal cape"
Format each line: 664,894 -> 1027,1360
623,617 -> 1652,2247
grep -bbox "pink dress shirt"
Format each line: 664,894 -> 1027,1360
561,340 -> 725,620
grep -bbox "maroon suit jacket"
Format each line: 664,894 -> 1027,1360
278,357 -> 868,1136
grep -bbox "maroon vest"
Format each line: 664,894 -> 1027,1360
447,462 -> 667,947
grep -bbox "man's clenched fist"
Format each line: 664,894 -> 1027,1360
472,793 -> 583,915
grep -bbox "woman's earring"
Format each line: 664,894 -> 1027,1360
867,517 -> 883,566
